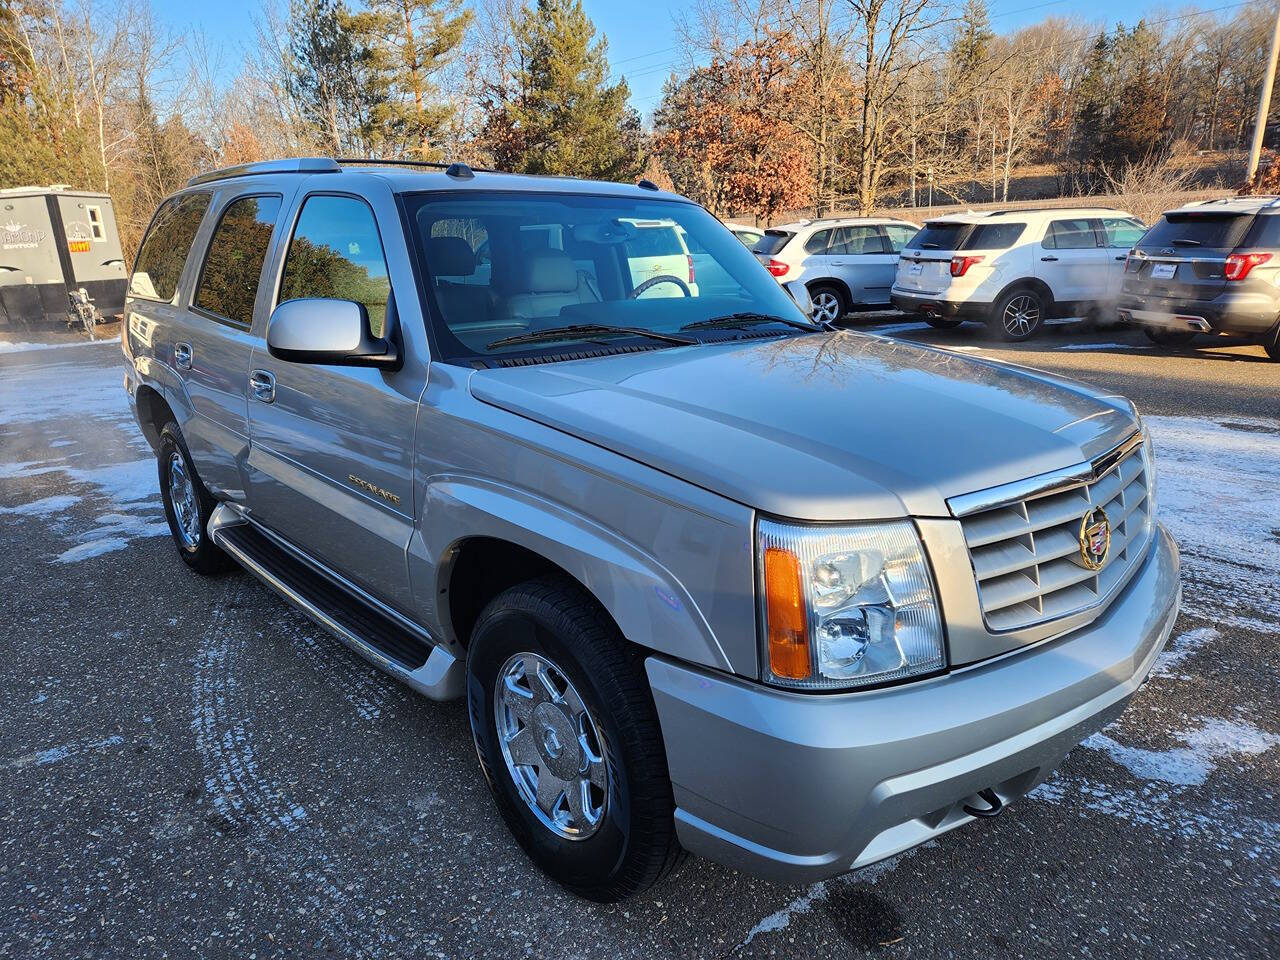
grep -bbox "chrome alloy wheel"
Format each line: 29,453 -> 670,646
167,450 -> 201,549
811,290 -> 842,325
495,652 -> 609,840
1002,294 -> 1040,338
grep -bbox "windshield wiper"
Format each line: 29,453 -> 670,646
1171,238 -> 1201,246
680,312 -> 820,333
486,323 -> 696,350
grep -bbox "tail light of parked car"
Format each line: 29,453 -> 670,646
1224,252 -> 1272,281
949,255 -> 984,278
687,254 -> 696,284
766,258 -> 790,277
1124,255 -> 1142,273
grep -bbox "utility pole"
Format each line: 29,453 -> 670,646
1247,4 -> 1280,183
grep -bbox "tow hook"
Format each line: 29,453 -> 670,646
963,787 -> 1005,819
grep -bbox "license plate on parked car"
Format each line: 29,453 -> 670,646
906,261 -> 923,276
1151,263 -> 1177,280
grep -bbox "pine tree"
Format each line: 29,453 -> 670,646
1070,32 -> 1113,182
487,0 -> 642,181
347,0 -> 471,159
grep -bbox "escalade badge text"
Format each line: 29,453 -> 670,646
1078,508 -> 1111,571
348,474 -> 400,505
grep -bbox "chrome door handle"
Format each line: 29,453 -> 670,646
1040,256 -> 1059,262
249,369 -> 276,404
174,342 -> 192,370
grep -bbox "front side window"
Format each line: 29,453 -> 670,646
1043,219 -> 1099,250
194,195 -> 282,326
1100,217 -> 1145,249
279,195 -> 391,336
406,191 -> 808,361
129,193 -> 211,302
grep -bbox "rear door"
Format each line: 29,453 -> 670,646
245,188 -> 420,610
798,228 -> 835,282
1098,216 -> 1146,299
1036,218 -> 1110,304
1124,212 -> 1256,304
829,225 -> 897,305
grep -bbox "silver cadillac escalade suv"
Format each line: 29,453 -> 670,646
122,158 -> 1181,902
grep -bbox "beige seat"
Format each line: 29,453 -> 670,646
501,251 -> 600,322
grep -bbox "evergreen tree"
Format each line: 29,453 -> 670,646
1070,32 -> 1113,181
347,0 -> 471,158
486,0 -> 642,180
951,0 -> 993,80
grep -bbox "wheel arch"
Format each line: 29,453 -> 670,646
806,277 -> 852,305
133,383 -> 176,452
416,479 -> 736,675
994,276 -> 1055,314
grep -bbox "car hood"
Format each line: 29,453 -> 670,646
468,333 -> 1138,520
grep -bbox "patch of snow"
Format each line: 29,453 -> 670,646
1053,342 -> 1138,351
1152,627 -> 1218,678
1083,718 -> 1279,787
0,494 -> 80,517
0,339 -> 113,354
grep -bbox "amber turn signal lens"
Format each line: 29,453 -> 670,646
764,546 -> 810,679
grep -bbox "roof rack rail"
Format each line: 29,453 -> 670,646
187,157 -> 341,187
336,157 -> 495,174
982,204 -> 1122,217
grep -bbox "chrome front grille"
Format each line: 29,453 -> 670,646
949,434 -> 1152,632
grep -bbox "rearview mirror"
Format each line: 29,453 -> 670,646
267,298 -> 399,368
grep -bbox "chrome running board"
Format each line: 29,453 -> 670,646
208,503 -> 464,701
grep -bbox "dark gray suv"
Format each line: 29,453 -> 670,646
1118,195 -> 1280,359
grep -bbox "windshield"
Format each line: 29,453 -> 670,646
905,222 -> 968,251
406,192 -> 809,361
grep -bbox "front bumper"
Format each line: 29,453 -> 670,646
1118,291 -> 1280,336
646,523 -> 1180,884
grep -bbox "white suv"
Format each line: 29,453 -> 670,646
754,217 -> 920,323
890,208 -> 1146,340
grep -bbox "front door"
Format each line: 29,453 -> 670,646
245,190 -> 420,610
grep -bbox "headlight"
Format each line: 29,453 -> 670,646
758,518 -> 946,691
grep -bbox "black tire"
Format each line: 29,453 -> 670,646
466,575 -> 684,902
1264,321 -> 1280,361
987,287 -> 1045,341
808,283 -> 850,326
157,421 -> 236,575
1143,326 -> 1197,348
922,313 -> 963,329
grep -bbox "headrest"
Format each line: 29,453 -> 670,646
427,236 -> 476,277
515,251 -> 577,293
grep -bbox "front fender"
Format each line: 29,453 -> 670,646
410,476 -> 737,674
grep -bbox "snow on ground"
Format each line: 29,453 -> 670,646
0,350 -> 165,562
0,338 -> 113,354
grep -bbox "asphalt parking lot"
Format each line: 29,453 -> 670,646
1,320 -> 1277,959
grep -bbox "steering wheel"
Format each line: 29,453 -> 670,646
629,275 -> 691,299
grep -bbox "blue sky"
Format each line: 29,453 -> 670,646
157,0 -> 1216,119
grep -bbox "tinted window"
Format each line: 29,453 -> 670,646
906,222 -> 967,250
1247,214 -> 1280,247
129,193 -> 210,301
1043,219 -> 1097,250
884,224 -> 918,252
279,195 -> 391,336
963,222 -> 1025,250
830,226 -> 887,255
194,195 -> 282,326
754,230 -> 793,255
1100,217 -> 1145,249
804,230 -> 832,255
628,225 -> 683,257
1139,213 -> 1252,250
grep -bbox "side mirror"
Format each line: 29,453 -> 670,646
267,298 -> 399,368
782,280 -> 815,319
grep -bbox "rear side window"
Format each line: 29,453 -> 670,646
906,222 -> 967,250
194,195 -> 282,326
804,229 -> 832,254
1101,217 -> 1146,249
1244,214 -> 1280,248
831,226 -> 888,255
1140,214 -> 1253,250
1042,219 -> 1097,250
279,195 -> 391,336
754,230 -> 793,255
884,224 -> 918,252
129,193 -> 211,302
964,222 -> 1025,250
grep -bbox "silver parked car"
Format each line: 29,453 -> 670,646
122,158 -> 1180,902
